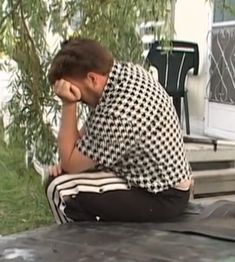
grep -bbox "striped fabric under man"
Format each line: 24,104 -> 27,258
46,172 -> 130,224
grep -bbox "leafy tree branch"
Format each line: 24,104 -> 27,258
0,0 -> 174,164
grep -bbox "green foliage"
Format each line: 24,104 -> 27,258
0,0 -> 66,163
76,0 -> 174,63
0,120 -> 53,235
0,0 -> 174,164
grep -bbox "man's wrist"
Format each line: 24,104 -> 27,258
61,101 -> 77,116
62,100 -> 77,107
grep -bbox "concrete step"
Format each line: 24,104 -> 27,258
186,143 -> 235,163
192,168 -> 235,198
192,194 -> 235,205
186,141 -> 235,172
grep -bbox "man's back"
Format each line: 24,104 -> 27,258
79,62 -> 191,194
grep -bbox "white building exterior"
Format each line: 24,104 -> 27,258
174,0 -> 235,140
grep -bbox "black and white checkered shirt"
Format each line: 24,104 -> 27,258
78,61 -> 191,193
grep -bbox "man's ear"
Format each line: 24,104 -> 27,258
87,72 -> 99,88
86,72 -> 107,95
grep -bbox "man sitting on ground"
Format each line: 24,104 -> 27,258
46,38 -> 191,224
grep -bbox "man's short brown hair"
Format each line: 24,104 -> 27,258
48,38 -> 114,85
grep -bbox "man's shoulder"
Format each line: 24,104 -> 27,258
96,61 -> 163,118
120,61 -> 147,73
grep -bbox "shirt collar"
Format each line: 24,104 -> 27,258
105,60 -> 123,88
98,60 -> 123,104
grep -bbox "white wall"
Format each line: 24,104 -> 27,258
174,0 -> 213,134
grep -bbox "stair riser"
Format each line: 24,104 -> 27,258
192,169 -> 235,198
190,161 -> 235,171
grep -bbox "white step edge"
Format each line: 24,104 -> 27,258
192,168 -> 235,179
186,143 -> 235,162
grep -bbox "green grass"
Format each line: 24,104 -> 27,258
0,121 -> 53,235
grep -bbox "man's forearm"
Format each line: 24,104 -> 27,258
58,102 -> 78,170
53,79 -> 95,174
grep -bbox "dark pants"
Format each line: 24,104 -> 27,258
46,172 -> 190,224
